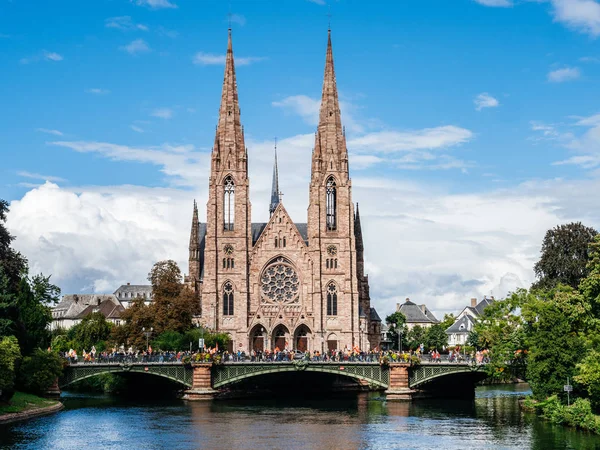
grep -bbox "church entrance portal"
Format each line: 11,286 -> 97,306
272,325 -> 289,351
249,325 -> 266,352
294,325 -> 311,352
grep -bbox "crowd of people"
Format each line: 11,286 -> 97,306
62,345 -> 490,365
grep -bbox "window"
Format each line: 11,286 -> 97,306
224,175 -> 235,231
326,177 -> 337,231
283,237 -> 286,247
223,258 -> 234,269
275,237 -> 278,248
326,259 -> 338,270
327,282 -> 338,316
223,282 -> 234,315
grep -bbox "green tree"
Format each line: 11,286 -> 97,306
0,269 -> 17,338
575,350 -> 600,410
406,325 -> 426,351
148,260 -> 198,335
13,277 -> 52,355
68,312 -> 113,351
440,313 -> 456,330
424,324 -> 448,351
152,330 -> 183,351
17,349 -> 63,395
0,199 -> 28,291
532,222 -> 597,290
385,311 -> 407,351
117,297 -> 154,349
0,335 -> 21,402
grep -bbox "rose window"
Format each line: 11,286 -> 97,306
260,257 -> 300,304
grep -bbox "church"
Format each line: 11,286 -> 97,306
185,28 -> 381,354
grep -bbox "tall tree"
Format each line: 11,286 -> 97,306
532,222 -> 597,290
148,260 -> 198,335
424,324 -> 448,351
0,199 -> 28,290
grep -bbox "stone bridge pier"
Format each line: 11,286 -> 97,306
183,363 -> 217,400
384,363 -> 414,400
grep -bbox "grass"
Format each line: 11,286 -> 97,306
0,392 -> 59,415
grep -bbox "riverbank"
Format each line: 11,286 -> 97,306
522,395 -> 600,435
0,392 -> 63,424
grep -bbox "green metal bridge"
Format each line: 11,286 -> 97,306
60,361 -> 488,392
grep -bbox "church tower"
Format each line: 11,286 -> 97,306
307,29 -> 360,349
200,29 -> 252,342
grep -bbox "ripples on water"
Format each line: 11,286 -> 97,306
2,384 -> 600,450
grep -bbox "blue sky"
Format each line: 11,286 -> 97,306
2,0 -> 600,317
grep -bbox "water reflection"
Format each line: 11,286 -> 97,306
1,385 -> 599,450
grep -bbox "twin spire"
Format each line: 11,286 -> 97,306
212,28 -> 346,215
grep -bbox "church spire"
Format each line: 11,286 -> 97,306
189,199 -> 199,252
212,28 -> 246,175
312,29 -> 348,181
269,141 -> 280,216
354,203 -> 364,252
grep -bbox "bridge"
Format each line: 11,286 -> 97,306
60,360 -> 488,400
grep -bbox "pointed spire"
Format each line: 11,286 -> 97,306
213,28 -> 245,172
317,29 -> 343,150
354,203 -> 364,252
269,141 -> 280,216
311,28 -> 347,182
189,200 -> 199,249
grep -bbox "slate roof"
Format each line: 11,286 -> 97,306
54,294 -> 120,319
397,299 -> 439,324
113,285 -> 152,295
445,315 -> 475,334
370,307 -> 381,322
474,296 -> 494,316
76,299 -> 125,320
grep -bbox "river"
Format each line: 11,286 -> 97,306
1,384 -> 599,450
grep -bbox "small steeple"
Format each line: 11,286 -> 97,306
269,141 -> 280,216
354,203 -> 364,252
189,199 -> 199,252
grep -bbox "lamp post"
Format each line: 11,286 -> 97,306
142,327 -> 153,351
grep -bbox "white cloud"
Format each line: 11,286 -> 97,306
348,126 -> 473,153
105,16 -> 148,31
307,0 -> 326,4
86,88 -> 110,95
36,128 -> 63,136
130,125 -> 145,133
228,14 -> 246,26
474,0 -> 513,6
550,0 -> 600,37
150,108 -> 173,119
132,0 -> 177,9
580,56 -> 600,62
474,92 -> 500,111
547,66 -> 581,82
17,171 -> 66,183
272,95 -> 320,125
120,39 -> 151,55
20,51 -> 63,64
192,52 -> 265,66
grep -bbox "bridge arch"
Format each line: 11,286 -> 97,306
60,364 -> 193,389
212,362 -> 389,389
409,364 -> 488,388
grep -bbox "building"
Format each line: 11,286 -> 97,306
51,294 -> 124,330
396,298 -> 439,330
184,29 -> 381,353
445,296 -> 494,346
114,283 -> 153,308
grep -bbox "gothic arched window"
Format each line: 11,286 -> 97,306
224,175 -> 235,231
223,281 -> 234,316
326,177 -> 337,231
327,282 -> 338,316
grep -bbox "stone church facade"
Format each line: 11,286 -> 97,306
185,29 -> 381,354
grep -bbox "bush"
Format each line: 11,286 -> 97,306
535,395 -> 600,434
0,336 -> 21,402
17,350 -> 63,395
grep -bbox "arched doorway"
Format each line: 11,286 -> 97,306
294,324 -> 311,352
249,325 -> 266,352
327,333 -> 338,352
272,324 -> 289,351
